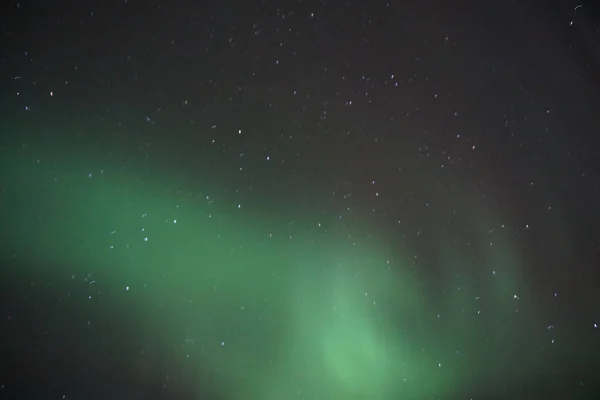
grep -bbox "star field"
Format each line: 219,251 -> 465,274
1,0 -> 600,399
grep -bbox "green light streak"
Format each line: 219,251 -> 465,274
1,143 -> 541,399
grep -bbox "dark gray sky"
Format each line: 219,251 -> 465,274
1,0 -> 599,399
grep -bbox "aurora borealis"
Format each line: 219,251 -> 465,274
1,0 -> 600,399
0,138 -> 556,399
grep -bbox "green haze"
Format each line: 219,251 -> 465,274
1,140 -> 541,399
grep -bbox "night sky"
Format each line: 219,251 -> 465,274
1,0 -> 600,399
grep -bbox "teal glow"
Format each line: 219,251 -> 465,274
1,142 -> 543,399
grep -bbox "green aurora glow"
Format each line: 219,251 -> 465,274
1,141 -> 547,399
